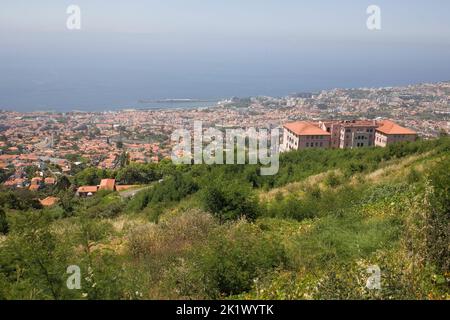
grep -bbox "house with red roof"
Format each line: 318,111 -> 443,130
99,178 -> 116,191
77,178 -> 142,197
76,186 -> 99,197
39,197 -> 60,207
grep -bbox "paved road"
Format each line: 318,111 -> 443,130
119,185 -> 152,198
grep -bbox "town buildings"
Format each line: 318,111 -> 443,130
0,81 -> 448,191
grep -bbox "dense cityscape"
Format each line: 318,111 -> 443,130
1,81 -> 449,180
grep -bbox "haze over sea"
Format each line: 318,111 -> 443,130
1,0 -> 450,112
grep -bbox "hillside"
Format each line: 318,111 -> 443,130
0,138 -> 449,300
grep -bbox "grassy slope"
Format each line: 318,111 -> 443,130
112,145 -> 447,299
1,139 -> 448,300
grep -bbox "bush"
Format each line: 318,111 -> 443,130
115,163 -> 162,185
128,173 -> 198,213
165,221 -> 286,298
266,196 -> 315,221
0,190 -> 42,211
0,208 -> 8,234
86,200 -> 124,219
201,180 -> 260,222
199,221 -> 286,296
0,211 -> 75,299
426,160 -> 450,273
128,210 -> 215,261
324,172 -> 343,188
407,168 -> 421,184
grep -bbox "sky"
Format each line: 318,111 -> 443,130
0,1 -> 450,111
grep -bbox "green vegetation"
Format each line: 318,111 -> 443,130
0,137 -> 449,300
0,207 -> 8,234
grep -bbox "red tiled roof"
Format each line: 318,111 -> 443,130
99,179 -> 116,191
4,180 -> 16,186
377,120 -> 417,135
40,197 -> 59,207
0,155 -> 18,161
29,184 -> 40,191
284,121 -> 331,136
77,186 -> 98,193
31,177 -> 43,185
44,177 -> 56,185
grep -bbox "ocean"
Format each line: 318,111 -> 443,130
1,32 -> 450,112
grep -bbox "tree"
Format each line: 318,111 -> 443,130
0,190 -> 42,210
56,175 -> 71,191
0,167 -> 14,184
118,151 -> 130,168
74,167 -> 111,186
24,165 -> 39,178
0,208 -> 8,234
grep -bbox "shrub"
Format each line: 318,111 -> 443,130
0,190 -> 42,210
86,199 -> 124,219
426,160 -> 450,273
0,211 -> 75,299
0,208 -> 8,234
192,221 -> 286,297
266,196 -> 315,221
127,173 -> 198,213
407,168 -> 421,184
201,180 -> 260,222
324,172 -> 343,188
128,210 -> 216,261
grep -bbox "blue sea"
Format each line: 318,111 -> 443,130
1,32 -> 450,112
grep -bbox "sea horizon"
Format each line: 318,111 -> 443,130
1,78 -> 449,113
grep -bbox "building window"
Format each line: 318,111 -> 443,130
306,143 -> 309,147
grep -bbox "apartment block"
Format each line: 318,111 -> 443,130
282,121 -> 331,151
375,120 -> 418,147
282,119 -> 417,152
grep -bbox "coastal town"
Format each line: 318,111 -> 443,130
0,81 -> 449,193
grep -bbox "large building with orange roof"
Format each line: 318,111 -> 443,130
375,120 -> 418,147
282,121 -> 331,151
283,119 -> 417,151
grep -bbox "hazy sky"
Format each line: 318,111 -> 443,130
1,1 -> 450,111
1,0 -> 450,38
